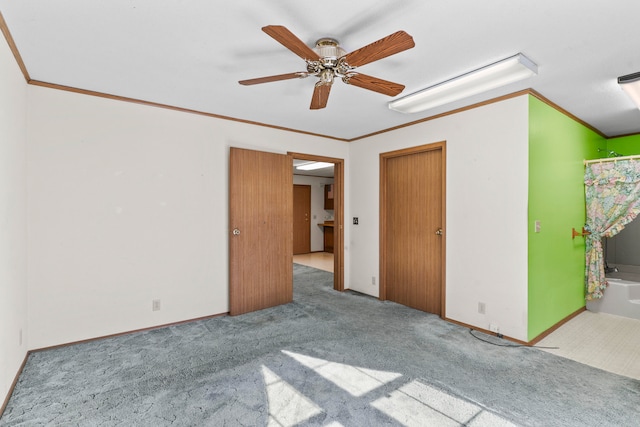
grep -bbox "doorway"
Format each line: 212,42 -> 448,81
290,152 -> 344,291
380,142 -> 446,316
229,148 -> 345,317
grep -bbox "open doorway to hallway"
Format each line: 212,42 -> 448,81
290,153 -> 344,290
292,158 -> 334,272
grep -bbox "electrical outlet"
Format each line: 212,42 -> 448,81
489,323 -> 500,333
353,217 -> 359,225
152,299 -> 161,311
478,302 -> 486,314
372,276 -> 376,286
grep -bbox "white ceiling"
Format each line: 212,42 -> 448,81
2,0 -> 640,140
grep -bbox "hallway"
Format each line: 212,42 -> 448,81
293,252 -> 334,273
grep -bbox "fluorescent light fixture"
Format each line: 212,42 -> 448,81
388,53 -> 538,114
618,71 -> 640,109
296,161 -> 333,171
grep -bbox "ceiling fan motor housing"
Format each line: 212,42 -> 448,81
314,38 -> 347,69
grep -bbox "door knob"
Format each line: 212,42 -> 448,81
232,228 -> 241,236
435,228 -> 443,236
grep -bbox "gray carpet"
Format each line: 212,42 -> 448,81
1,264 -> 639,426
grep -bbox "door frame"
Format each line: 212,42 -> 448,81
379,141 -> 446,316
289,152 -> 345,292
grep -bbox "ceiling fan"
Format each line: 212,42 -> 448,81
239,25 -> 415,110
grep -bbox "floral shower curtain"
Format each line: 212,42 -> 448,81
584,159 -> 640,300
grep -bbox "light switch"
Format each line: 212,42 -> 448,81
534,220 -> 541,233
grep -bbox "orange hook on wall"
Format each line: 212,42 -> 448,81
572,227 -> 591,239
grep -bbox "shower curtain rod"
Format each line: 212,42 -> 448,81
584,154 -> 640,165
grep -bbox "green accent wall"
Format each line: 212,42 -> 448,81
607,134 -> 640,155
527,96 -> 606,341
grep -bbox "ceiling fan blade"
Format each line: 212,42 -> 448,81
343,31 -> 415,67
310,83 -> 331,110
262,25 -> 321,61
344,73 -> 405,96
239,72 -> 307,85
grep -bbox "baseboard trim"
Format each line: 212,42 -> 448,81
444,317 -> 529,345
528,306 -> 586,345
444,306 -> 586,347
29,312 -> 228,353
1,351 -> 29,418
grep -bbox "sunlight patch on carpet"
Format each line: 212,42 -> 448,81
282,350 -> 401,397
262,366 -> 323,426
371,379 -> 516,427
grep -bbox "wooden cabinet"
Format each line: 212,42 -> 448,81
321,183 -> 334,253
324,184 -> 334,210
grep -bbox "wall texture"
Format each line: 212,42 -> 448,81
527,96 -> 605,340
350,96 -> 530,341
607,134 -> 640,156
0,36 -> 28,403
26,85 -> 349,349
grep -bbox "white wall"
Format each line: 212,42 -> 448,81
0,38 -> 28,402
25,80 -> 529,348
27,86 -> 349,349
350,97 -> 530,341
293,175 -> 334,252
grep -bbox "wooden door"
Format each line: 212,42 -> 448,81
229,147 -> 293,315
293,185 -> 311,254
380,143 -> 445,315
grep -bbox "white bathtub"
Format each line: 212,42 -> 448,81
586,266 -> 640,320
